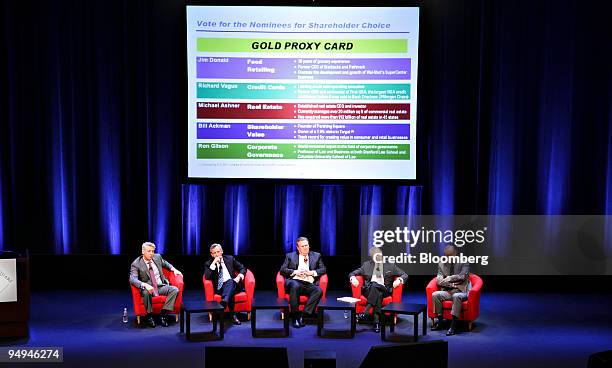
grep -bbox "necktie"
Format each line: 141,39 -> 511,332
217,261 -> 225,290
148,262 -> 159,296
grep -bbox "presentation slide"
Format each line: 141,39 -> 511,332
186,6 -> 419,180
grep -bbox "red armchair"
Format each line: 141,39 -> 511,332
426,273 -> 483,330
351,276 -> 404,323
350,275 -> 404,322
130,268 -> 184,325
276,272 -> 328,316
203,269 -> 255,320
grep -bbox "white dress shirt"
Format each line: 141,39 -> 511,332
292,254 -> 317,283
210,259 -> 232,288
371,262 -> 385,286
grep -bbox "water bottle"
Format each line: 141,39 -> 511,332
122,308 -> 128,323
343,310 -> 349,319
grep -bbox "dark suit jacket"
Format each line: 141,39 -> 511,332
436,262 -> 470,292
279,251 -> 326,285
204,255 -> 247,292
129,254 -> 174,289
349,260 -> 409,291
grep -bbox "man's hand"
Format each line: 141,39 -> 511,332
350,276 -> 359,288
143,283 -> 154,294
233,275 -> 242,284
173,269 -> 183,277
296,270 -> 313,278
393,278 -> 402,288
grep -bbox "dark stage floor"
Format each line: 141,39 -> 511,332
1,290 -> 611,368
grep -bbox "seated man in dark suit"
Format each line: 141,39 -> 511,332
129,242 -> 183,328
204,243 -> 247,325
431,244 -> 470,336
349,247 -> 408,333
279,236 -> 327,329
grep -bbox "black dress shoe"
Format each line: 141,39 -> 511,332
298,316 -> 306,327
232,314 -> 241,325
431,317 -> 443,331
159,315 -> 169,327
292,319 -> 302,328
357,313 -> 370,323
373,323 -> 381,333
220,300 -> 228,309
446,319 -> 457,336
145,314 -> 156,328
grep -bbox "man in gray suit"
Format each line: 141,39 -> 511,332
431,244 -> 470,336
349,247 -> 408,333
129,242 -> 183,328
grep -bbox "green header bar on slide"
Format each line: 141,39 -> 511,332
196,38 -> 408,53
197,143 -> 410,160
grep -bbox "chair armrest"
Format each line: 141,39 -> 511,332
466,275 -> 482,320
164,269 -> 184,291
426,277 -> 438,317
244,269 -> 256,305
468,286 -> 481,309
276,272 -> 286,298
130,283 -> 142,301
351,276 -> 364,299
202,275 -> 215,301
171,274 -> 184,291
426,277 -> 438,292
318,274 -> 328,299
130,283 -> 146,316
469,275 -> 483,293
171,274 -> 184,313
392,276 -> 404,302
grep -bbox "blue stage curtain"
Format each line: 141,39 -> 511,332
224,185 -> 250,255
1,0 -> 611,254
319,185 -> 343,256
274,185 -> 307,254
181,184 -> 205,255
359,185 -> 383,254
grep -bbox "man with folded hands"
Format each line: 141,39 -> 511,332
279,236 -> 327,329
430,244 -> 470,336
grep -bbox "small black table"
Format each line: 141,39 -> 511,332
316,298 -> 356,338
251,295 -> 290,337
180,301 -> 224,341
380,302 -> 427,341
